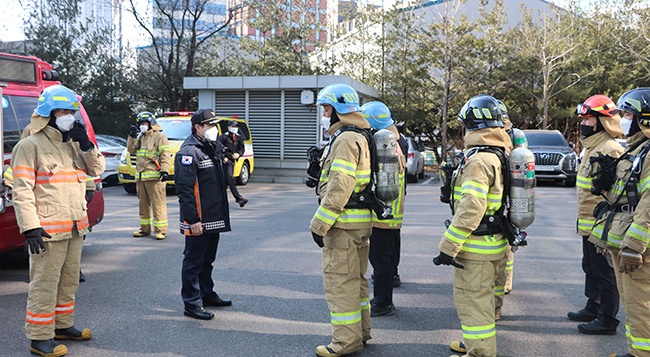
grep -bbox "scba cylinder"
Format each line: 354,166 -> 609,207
373,129 -> 400,203
509,138 -> 536,230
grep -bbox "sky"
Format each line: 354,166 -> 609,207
0,0 -> 580,43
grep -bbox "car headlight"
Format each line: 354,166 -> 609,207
562,153 -> 577,171
119,149 -> 128,165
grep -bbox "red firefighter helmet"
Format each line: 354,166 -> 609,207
576,94 -> 618,118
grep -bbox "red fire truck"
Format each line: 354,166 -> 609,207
0,52 -> 105,253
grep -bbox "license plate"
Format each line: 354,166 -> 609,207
536,165 -> 555,171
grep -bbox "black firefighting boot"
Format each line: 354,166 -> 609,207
567,308 -> 598,322
578,315 -> 619,335
30,338 -> 67,357
54,326 -> 93,341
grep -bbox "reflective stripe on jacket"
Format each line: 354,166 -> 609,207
11,125 -> 105,240
127,124 -> 170,181
576,131 -> 624,236
310,115 -> 373,235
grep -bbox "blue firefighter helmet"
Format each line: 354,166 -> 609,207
316,83 -> 361,114
458,94 -> 503,131
136,111 -> 157,125
361,101 -> 393,130
34,85 -> 80,117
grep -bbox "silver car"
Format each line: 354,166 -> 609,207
406,137 -> 425,183
95,134 -> 127,186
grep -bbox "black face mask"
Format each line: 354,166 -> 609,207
580,124 -> 598,138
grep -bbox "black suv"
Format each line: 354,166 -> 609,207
523,130 -> 578,187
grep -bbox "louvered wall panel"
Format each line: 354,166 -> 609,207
284,91 -> 317,159
248,91 -> 282,159
214,91 -> 246,118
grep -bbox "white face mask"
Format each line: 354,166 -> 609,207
204,126 -> 220,142
620,117 -> 633,136
229,127 -> 238,134
55,114 -> 76,132
140,125 -> 149,133
321,116 -> 331,131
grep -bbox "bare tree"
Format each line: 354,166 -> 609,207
510,4 -> 591,129
125,0 -> 233,110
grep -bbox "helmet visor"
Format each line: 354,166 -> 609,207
576,103 -> 619,117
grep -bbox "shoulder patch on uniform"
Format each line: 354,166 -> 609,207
181,156 -> 193,166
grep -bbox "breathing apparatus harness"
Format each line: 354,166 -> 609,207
592,138 -> 650,242
305,125 -> 392,220
441,146 -> 527,246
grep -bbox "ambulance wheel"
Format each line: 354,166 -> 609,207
236,161 -> 250,185
123,183 -> 137,194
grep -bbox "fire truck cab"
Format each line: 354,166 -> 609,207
0,52 -> 104,253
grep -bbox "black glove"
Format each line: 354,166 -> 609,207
433,252 -> 464,269
69,122 -> 93,151
24,227 -> 51,254
311,232 -> 324,248
85,190 -> 94,203
129,124 -> 139,138
159,171 -> 169,182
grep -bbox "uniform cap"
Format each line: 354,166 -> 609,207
228,120 -> 239,127
191,109 -> 218,125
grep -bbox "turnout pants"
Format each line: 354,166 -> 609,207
493,253 -> 508,314
136,180 -> 168,234
582,236 -> 619,319
181,233 -> 221,308
454,258 -> 500,357
504,247 -> 514,293
369,227 -> 399,308
322,227 -> 372,355
25,231 -> 83,340
615,249 -> 650,357
224,162 -> 242,201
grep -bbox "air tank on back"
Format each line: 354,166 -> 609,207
373,129 -> 400,203
509,128 -> 535,229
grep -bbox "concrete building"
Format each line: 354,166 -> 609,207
184,75 -> 378,182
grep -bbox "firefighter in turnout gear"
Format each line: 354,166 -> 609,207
361,101 -> 407,318
127,111 -> 171,240
11,85 -> 105,357
569,94 -> 624,335
589,88 -> 650,357
309,83 -> 373,357
433,94 -> 512,357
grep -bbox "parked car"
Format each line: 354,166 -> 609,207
406,137 -> 425,183
95,134 -> 126,186
523,129 -> 578,187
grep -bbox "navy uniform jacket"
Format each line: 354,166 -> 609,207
218,132 -> 245,162
175,133 -> 231,235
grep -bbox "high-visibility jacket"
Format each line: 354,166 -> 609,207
11,123 -> 105,241
438,128 -> 512,261
310,113 -> 373,236
372,125 -> 407,229
576,131 -> 624,236
127,124 -> 171,181
591,131 -> 650,253
3,124 -> 96,192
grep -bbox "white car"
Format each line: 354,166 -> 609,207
95,134 -> 127,186
405,137 -> 425,183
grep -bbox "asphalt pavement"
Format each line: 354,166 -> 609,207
0,179 -> 629,356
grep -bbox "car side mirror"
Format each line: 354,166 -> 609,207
569,142 -> 575,149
